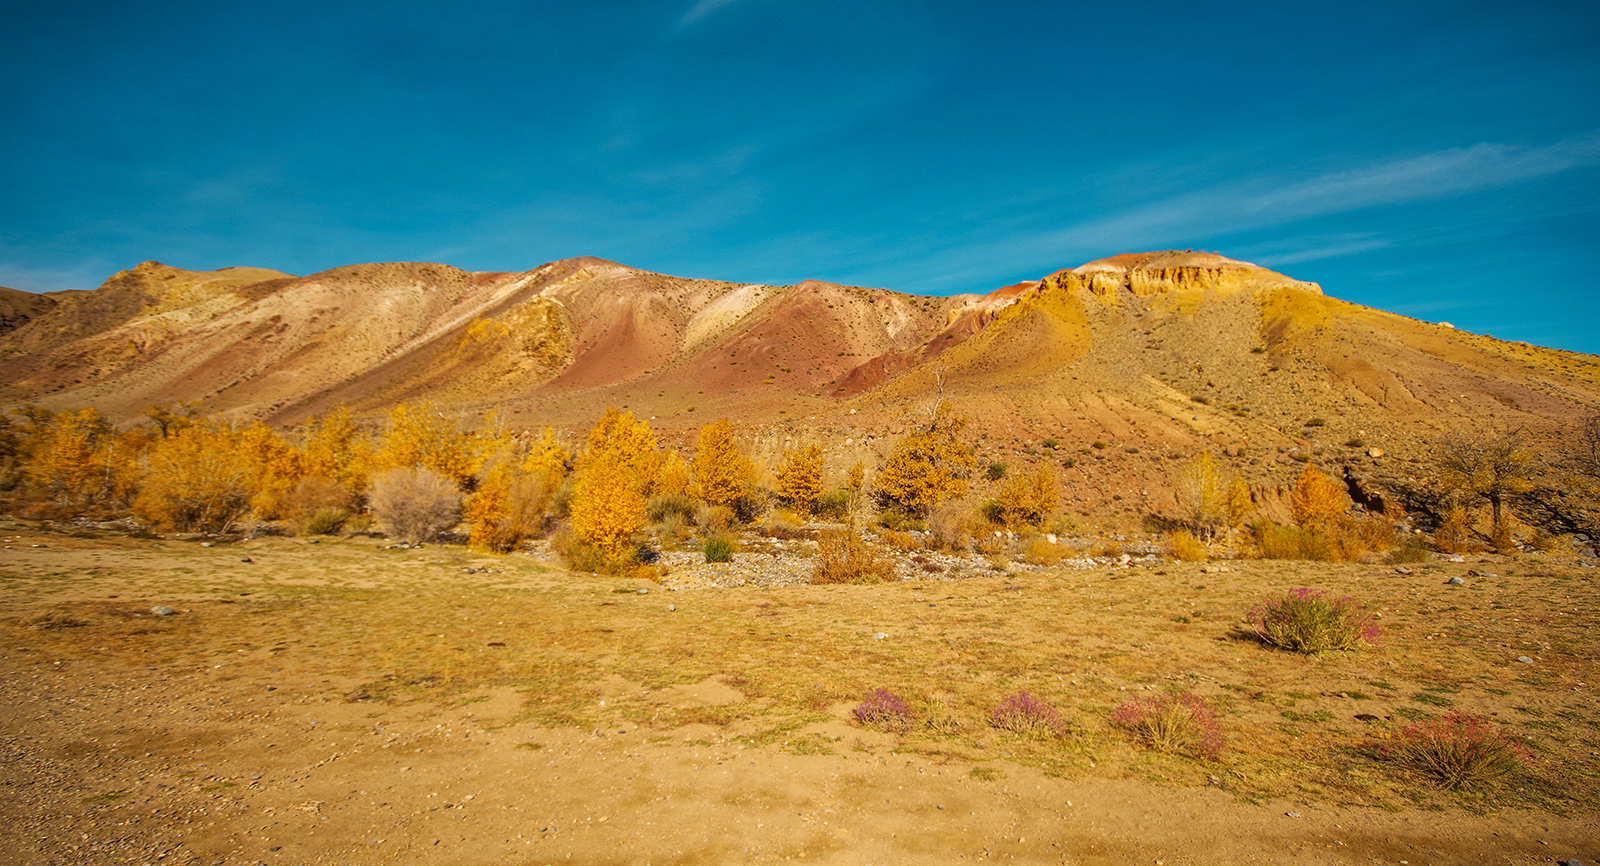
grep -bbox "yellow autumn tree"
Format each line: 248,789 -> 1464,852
776,444 -> 824,514
134,421 -> 256,532
569,448 -> 646,556
521,427 -> 572,484
873,406 -> 976,517
23,407 -> 117,507
657,450 -> 691,498
1290,465 -> 1349,527
237,421 -> 302,519
579,407 -> 661,495
691,419 -> 754,511
464,462 -> 554,553
374,401 -> 476,488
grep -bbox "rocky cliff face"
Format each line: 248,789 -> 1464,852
1043,250 -> 1322,301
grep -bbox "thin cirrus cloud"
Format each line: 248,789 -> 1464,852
676,0 -> 751,28
994,133 -> 1600,268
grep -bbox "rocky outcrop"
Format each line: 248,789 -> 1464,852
1040,250 -> 1321,301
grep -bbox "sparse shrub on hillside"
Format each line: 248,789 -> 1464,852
993,466 -> 1057,529
1167,529 -> 1207,561
811,526 -> 896,584
814,489 -> 852,521
1023,535 -> 1066,565
1379,711 -> 1530,790
852,688 -> 913,732
368,466 -> 461,544
1041,438 -> 1059,450
986,462 -> 1007,481
1111,692 -> 1223,759
926,500 -> 974,552
1305,417 -> 1327,427
1432,502 -> 1475,553
1248,588 -> 1378,654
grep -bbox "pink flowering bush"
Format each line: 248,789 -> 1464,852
988,691 -> 1067,738
1110,692 -> 1224,759
1248,588 -> 1379,653
852,688 -> 913,731
1380,711 -> 1530,789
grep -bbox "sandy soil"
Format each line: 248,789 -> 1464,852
2,525 -> 1596,865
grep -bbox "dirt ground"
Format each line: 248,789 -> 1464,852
1,523 -> 1596,865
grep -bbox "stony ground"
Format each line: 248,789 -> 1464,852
2,522 -> 1597,865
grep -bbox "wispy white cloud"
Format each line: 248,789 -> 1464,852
989,132 -> 1600,267
1236,234 -> 1394,267
677,0 -> 752,29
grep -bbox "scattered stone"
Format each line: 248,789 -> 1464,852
635,587 -> 649,594
1394,567 -> 1413,575
1517,656 -> 1535,664
667,604 -> 677,612
151,606 -> 176,616
240,557 -> 253,563
1285,811 -> 1301,818
1354,714 -> 1381,722
872,632 -> 887,640
1447,576 -> 1465,585
200,541 -> 212,547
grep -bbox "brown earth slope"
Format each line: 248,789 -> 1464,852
2,252 -> 1597,493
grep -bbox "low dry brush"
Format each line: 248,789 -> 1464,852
1379,711 -> 1529,790
852,688 -> 913,732
811,527 -> 896,584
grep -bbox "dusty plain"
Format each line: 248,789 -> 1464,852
2,523 -> 1597,865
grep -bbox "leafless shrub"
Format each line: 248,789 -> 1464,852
368,467 -> 461,544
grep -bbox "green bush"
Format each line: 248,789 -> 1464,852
703,534 -> 735,563
303,506 -> 350,536
1247,588 -> 1378,654
986,462 -> 1007,480
814,489 -> 851,520
647,493 -> 696,524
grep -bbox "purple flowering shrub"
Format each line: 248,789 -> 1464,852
1379,711 -> 1530,789
988,691 -> 1067,738
852,688 -> 913,731
1248,588 -> 1379,653
1110,692 -> 1224,759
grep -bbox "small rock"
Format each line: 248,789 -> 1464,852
200,542 -> 212,547
1354,713 -> 1381,722
1394,567 -> 1413,575
1517,656 -> 1535,664
1448,576 -> 1465,585
151,606 -> 176,616
1285,811 -> 1301,818
240,557 -> 253,564
1562,859 -> 1583,866
667,604 -> 676,612
872,632 -> 887,640
635,587 -> 649,594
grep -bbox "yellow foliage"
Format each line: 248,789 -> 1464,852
994,466 -> 1057,529
134,421 -> 255,532
873,406 -> 976,517
23,407 -> 117,506
569,449 -> 646,555
580,407 -> 662,495
847,461 -> 865,492
1226,476 -> 1254,526
656,450 -> 691,498
1290,466 -> 1349,527
776,444 -> 824,514
465,464 -> 554,553
297,407 -> 370,500
1168,529 -> 1208,561
691,419 -> 753,510
236,421 -> 301,519
521,427 -> 572,483
375,401 -> 477,488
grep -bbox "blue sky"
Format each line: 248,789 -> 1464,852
3,0 -> 1598,352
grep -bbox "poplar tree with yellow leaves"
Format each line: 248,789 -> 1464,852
692,419 -> 754,514
374,401 -> 477,489
565,408 -> 658,562
776,444 -> 824,514
873,405 -> 976,518
1291,465 -> 1350,527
